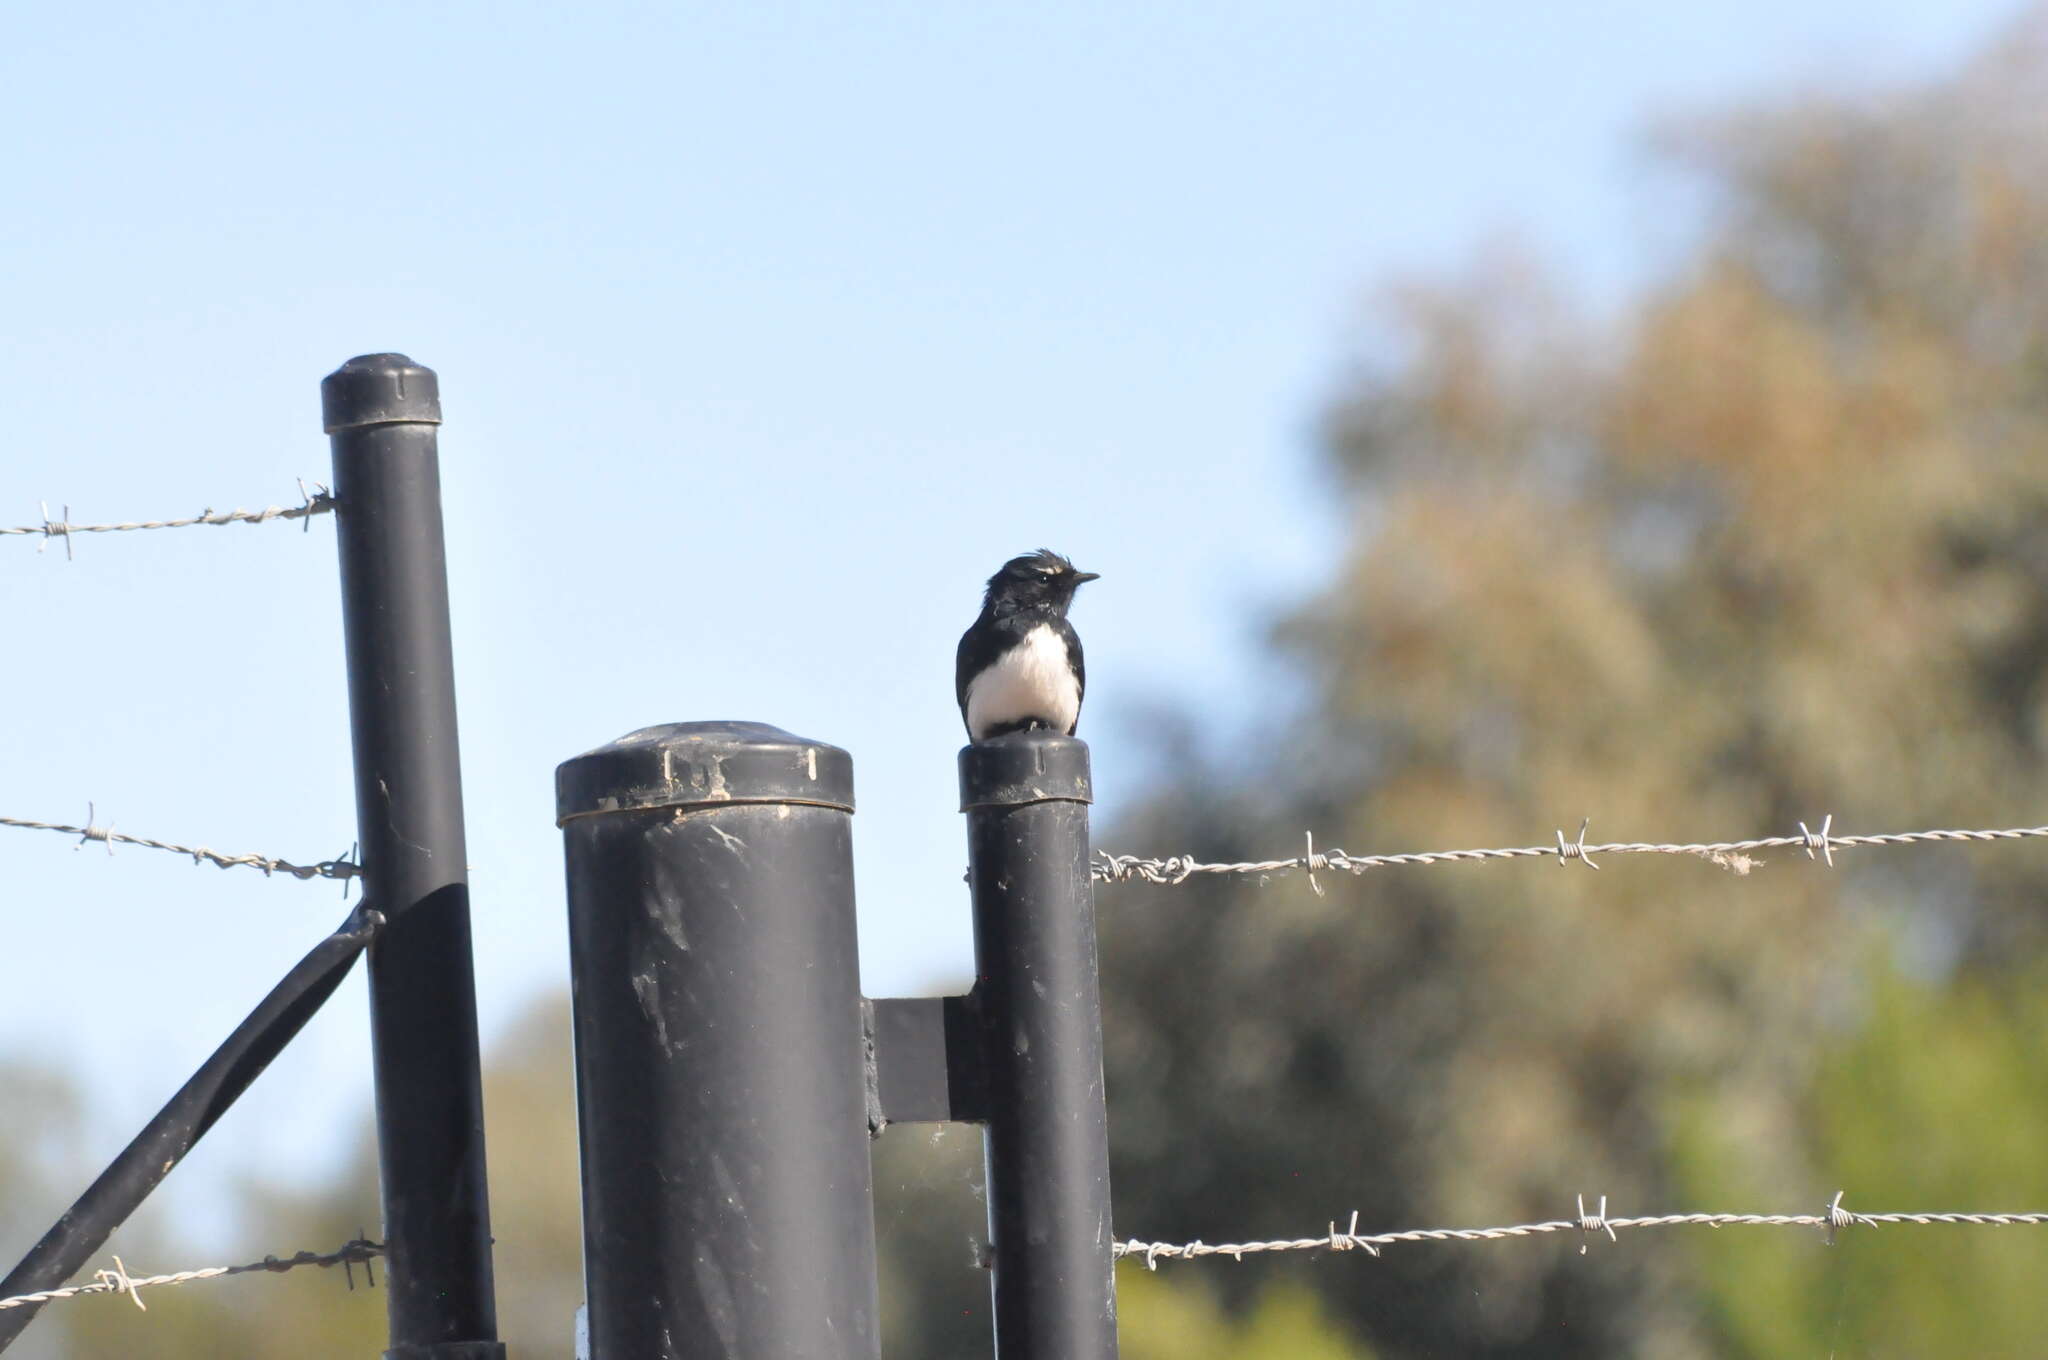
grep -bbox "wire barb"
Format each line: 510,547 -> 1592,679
1092,818 -> 2048,887
100,1258 -> 144,1311
2,809 -> 361,887
77,802 -> 115,856
1822,1190 -> 1861,1246
1556,818 -> 1600,870
341,1227 -> 378,1291
1303,831 -> 1326,896
1801,815 -> 1835,867
3,483 -> 335,555
39,502 -> 73,559
1326,1209 -> 1376,1256
1577,1193 -> 1616,1253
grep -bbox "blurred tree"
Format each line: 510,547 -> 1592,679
0,1063 -> 90,1360
1099,8 -> 2048,1357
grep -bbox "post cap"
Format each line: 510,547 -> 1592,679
556,721 -> 854,825
322,353 -> 442,432
958,731 -> 1092,811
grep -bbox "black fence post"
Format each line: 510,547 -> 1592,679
556,722 -> 882,1360
961,731 -> 1119,1360
324,354 -> 504,1360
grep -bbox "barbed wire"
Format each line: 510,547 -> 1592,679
1092,817 -> 2048,892
0,1238 -> 382,1313
0,806 -> 360,890
2,481 -> 334,559
1114,1193 -> 2048,1268
15,800 -> 2047,902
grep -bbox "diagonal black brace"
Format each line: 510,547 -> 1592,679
0,905 -> 383,1354
864,994 -> 988,1130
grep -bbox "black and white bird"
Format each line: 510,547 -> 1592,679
956,550 -> 1100,742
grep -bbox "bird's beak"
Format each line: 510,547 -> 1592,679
1072,571 -> 1101,584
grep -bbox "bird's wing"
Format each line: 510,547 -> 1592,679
1062,617 -> 1086,734
955,625 -> 979,729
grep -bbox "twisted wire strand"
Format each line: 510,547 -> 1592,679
1092,818 -> 2048,889
0,811 -> 360,886
0,1239 -> 382,1312
1114,1195 -> 2048,1268
2,483 -> 333,558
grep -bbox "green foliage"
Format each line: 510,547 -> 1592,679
1116,1265 -> 1374,1360
1673,960 -> 2048,1356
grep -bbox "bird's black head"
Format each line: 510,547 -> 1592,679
982,549 -> 1100,617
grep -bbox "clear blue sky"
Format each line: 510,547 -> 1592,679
0,0 -> 2025,1254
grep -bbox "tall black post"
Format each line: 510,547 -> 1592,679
324,354 -> 503,1360
962,731 -> 1119,1359
557,722 -> 882,1360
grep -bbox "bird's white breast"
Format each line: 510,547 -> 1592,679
966,624 -> 1079,737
